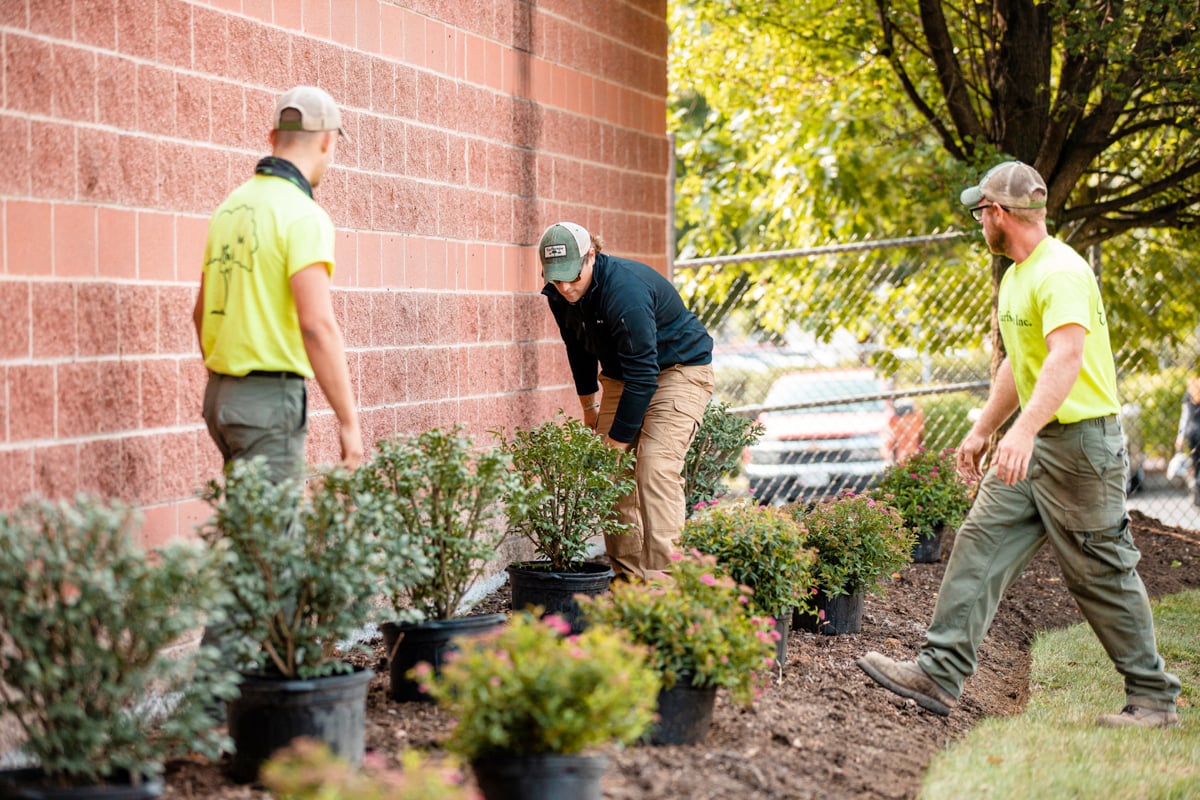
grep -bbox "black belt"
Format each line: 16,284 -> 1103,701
1040,414 -> 1118,434
245,370 -> 304,380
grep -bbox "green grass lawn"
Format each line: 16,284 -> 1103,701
921,590 -> 1200,799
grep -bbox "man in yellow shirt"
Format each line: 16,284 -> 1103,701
193,85 -> 362,482
858,161 -> 1180,728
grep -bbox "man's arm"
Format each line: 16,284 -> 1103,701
991,323 -> 1085,485
193,277 -> 206,355
291,264 -> 363,469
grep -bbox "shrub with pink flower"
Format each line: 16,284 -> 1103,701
413,612 -> 659,759
578,551 -> 778,706
680,500 -> 816,618
791,491 -> 915,597
869,447 -> 974,540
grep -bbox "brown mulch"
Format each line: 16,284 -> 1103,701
162,510 -> 1200,799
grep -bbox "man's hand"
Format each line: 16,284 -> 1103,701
992,426 -> 1036,485
339,422 -> 364,470
604,434 -> 632,451
956,429 -> 988,483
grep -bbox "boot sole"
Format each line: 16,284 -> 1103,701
856,656 -> 952,716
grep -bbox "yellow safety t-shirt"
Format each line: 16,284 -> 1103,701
998,237 -> 1120,424
199,174 -> 335,378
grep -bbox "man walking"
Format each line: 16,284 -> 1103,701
539,222 -> 715,581
194,85 -> 362,482
857,161 -> 1180,728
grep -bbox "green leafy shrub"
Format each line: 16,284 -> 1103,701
361,427 -> 529,621
791,492 -> 914,597
261,738 -> 477,800
579,551 -> 777,705
0,495 -> 235,786
496,414 -> 635,571
680,500 -> 815,617
200,458 -> 394,679
683,401 -> 764,516
869,448 -> 974,539
414,612 -> 659,758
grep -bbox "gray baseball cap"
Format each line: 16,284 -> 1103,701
960,161 -> 1047,209
538,222 -> 592,282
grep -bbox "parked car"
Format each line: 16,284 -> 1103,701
744,369 -> 909,505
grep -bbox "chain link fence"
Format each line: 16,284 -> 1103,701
674,234 -> 1200,531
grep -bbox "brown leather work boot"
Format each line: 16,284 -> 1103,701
856,651 -> 956,716
1096,704 -> 1179,729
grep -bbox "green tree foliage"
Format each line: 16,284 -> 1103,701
671,0 -> 1200,364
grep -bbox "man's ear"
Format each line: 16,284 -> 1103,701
321,130 -> 336,155
268,129 -> 278,148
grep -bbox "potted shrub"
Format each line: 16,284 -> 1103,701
199,458 -> 405,782
578,551 -> 778,745
683,400 -> 764,517
869,447 -> 974,562
680,500 -> 816,666
414,611 -> 659,800
496,414 -> 636,632
359,427 -> 531,702
261,738 -> 476,800
0,495 -> 234,799
790,491 -> 914,635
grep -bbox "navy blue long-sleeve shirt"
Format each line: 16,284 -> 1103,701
542,253 -> 713,443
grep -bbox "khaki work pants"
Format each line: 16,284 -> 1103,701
597,364 -> 715,579
918,415 -> 1180,711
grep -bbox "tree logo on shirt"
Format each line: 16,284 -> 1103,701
207,205 -> 258,316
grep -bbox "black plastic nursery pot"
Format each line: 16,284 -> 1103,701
774,606 -> 792,667
646,675 -> 718,746
380,614 -> 507,703
506,560 -> 614,634
794,589 -> 864,635
225,665 -> 372,784
470,753 -> 607,800
0,768 -> 163,800
911,525 -> 946,563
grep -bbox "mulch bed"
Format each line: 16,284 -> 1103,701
162,509 -> 1199,799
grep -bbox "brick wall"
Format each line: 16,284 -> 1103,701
0,0 -> 670,545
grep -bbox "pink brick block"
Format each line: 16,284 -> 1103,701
158,285 -> 197,355
158,430 -> 200,500
7,35 -> 52,118
140,357 -> 180,429
380,3 -> 404,60
0,448 -> 35,509
76,282 -> 120,358
12,364 -> 56,441
6,201 -> 51,278
117,284 -> 159,356
74,0 -> 118,49
115,0 -> 156,60
136,503 -> 181,550
243,0 -> 272,23
137,64 -> 176,137
0,116 -> 31,198
50,44 -> 97,123
31,283 -> 76,359
0,281 -> 30,359
34,444 -> 79,501
356,0 -> 379,52
192,7 -> 229,77
57,362 -> 102,438
176,74 -> 212,143
273,0 -> 303,30
78,437 -> 125,498
178,497 -> 214,542
260,25 -> 294,91
303,0 -> 331,40
177,215 -> 209,283
119,434 -> 158,503
30,122 -> 75,201
53,205 -> 98,279
77,127 -> 122,205
156,0 -> 192,69
137,210 -> 175,281
97,360 -> 141,434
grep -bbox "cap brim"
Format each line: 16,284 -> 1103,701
543,259 -> 583,282
960,186 -> 984,206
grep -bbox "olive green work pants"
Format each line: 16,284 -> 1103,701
918,415 -> 1180,711
597,364 -> 715,580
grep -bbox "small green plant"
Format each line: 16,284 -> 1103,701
680,500 -> 816,617
792,491 -> 915,597
261,738 -> 479,800
361,427 -> 530,621
0,495 -> 235,786
579,551 -> 778,705
496,414 -> 636,571
683,401 -> 764,516
869,448 -> 974,539
414,612 -> 660,758
200,458 -> 395,679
